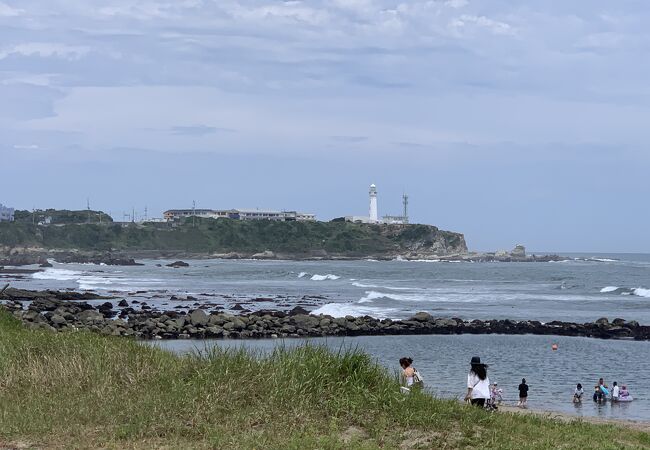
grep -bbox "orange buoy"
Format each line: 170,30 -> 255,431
552,343 -> 558,351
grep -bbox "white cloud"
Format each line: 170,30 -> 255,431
445,0 -> 468,8
451,14 -> 515,36
0,43 -> 90,60
0,2 -> 22,16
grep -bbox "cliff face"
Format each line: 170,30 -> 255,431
0,219 -> 467,260
376,224 -> 467,258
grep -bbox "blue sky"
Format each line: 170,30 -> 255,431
1,0 -> 649,252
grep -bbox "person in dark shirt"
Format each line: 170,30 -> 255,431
518,378 -> 529,408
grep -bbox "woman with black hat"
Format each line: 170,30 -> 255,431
464,356 -> 491,407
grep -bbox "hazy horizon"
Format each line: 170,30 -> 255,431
1,1 -> 649,253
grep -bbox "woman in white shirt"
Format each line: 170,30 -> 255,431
465,356 -> 490,407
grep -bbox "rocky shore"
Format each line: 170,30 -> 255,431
1,288 -> 647,341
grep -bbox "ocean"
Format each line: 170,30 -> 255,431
5,253 -> 650,420
12,253 -> 650,323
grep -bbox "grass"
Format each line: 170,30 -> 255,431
0,216 -> 465,256
0,310 -> 648,449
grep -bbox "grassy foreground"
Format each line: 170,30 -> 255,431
0,311 -> 648,449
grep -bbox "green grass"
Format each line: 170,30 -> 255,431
0,310 -> 648,449
0,217 -> 465,256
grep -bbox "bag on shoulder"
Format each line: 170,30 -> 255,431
412,368 -> 424,387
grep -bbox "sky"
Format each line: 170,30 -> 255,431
1,0 -> 649,253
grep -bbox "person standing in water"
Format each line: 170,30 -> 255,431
612,382 -> 620,401
573,383 -> 584,403
465,356 -> 490,407
518,378 -> 529,408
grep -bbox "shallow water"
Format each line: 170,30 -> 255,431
150,333 -> 650,421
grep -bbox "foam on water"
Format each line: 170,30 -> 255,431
310,274 -> 340,281
311,302 -> 398,318
634,288 -> 650,298
599,286 -> 650,298
32,268 -> 82,281
601,286 -> 619,293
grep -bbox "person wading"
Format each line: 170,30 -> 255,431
465,356 -> 490,407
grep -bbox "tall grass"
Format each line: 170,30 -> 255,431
0,310 -> 648,449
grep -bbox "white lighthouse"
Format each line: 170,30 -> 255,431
369,183 -> 378,222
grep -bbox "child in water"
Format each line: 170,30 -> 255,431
593,385 -> 604,402
619,385 -> 631,400
573,383 -> 584,403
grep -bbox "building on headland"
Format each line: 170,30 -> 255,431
0,203 -> 15,222
163,208 -> 315,222
340,184 -> 409,225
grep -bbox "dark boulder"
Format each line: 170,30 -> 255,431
167,261 -> 190,268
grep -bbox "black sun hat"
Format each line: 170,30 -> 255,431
470,356 -> 486,365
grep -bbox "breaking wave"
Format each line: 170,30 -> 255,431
600,286 -> 650,298
32,268 -> 82,281
311,302 -> 398,319
600,286 -> 619,293
310,274 -> 340,281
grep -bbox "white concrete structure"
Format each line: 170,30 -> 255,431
369,184 -> 378,223
0,203 -> 15,222
163,208 -> 315,222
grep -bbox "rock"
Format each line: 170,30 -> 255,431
291,314 -> 320,330
411,312 -> 433,322
167,261 -> 189,268
595,318 -> 609,326
189,309 -> 209,326
288,306 -> 310,316
251,251 -> 276,260
39,261 -> 53,268
50,314 -> 67,325
118,299 -> 129,307
77,310 -> 104,323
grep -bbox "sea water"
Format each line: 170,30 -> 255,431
9,252 -> 650,323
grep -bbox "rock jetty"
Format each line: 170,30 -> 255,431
1,289 -> 648,341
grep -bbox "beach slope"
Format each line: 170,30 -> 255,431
0,310 -> 648,449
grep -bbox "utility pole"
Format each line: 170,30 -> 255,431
132,207 -> 135,223
32,206 -> 35,225
192,200 -> 196,228
87,198 -> 91,223
144,206 -> 148,222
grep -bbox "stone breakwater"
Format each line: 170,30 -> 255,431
1,291 -> 649,341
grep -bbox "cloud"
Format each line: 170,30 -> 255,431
450,14 -> 515,36
0,2 -> 22,16
170,125 -> 234,136
330,135 -> 368,143
13,144 -> 39,149
0,43 -> 90,60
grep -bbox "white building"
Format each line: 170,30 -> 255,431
0,203 -> 15,222
163,208 -> 315,222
